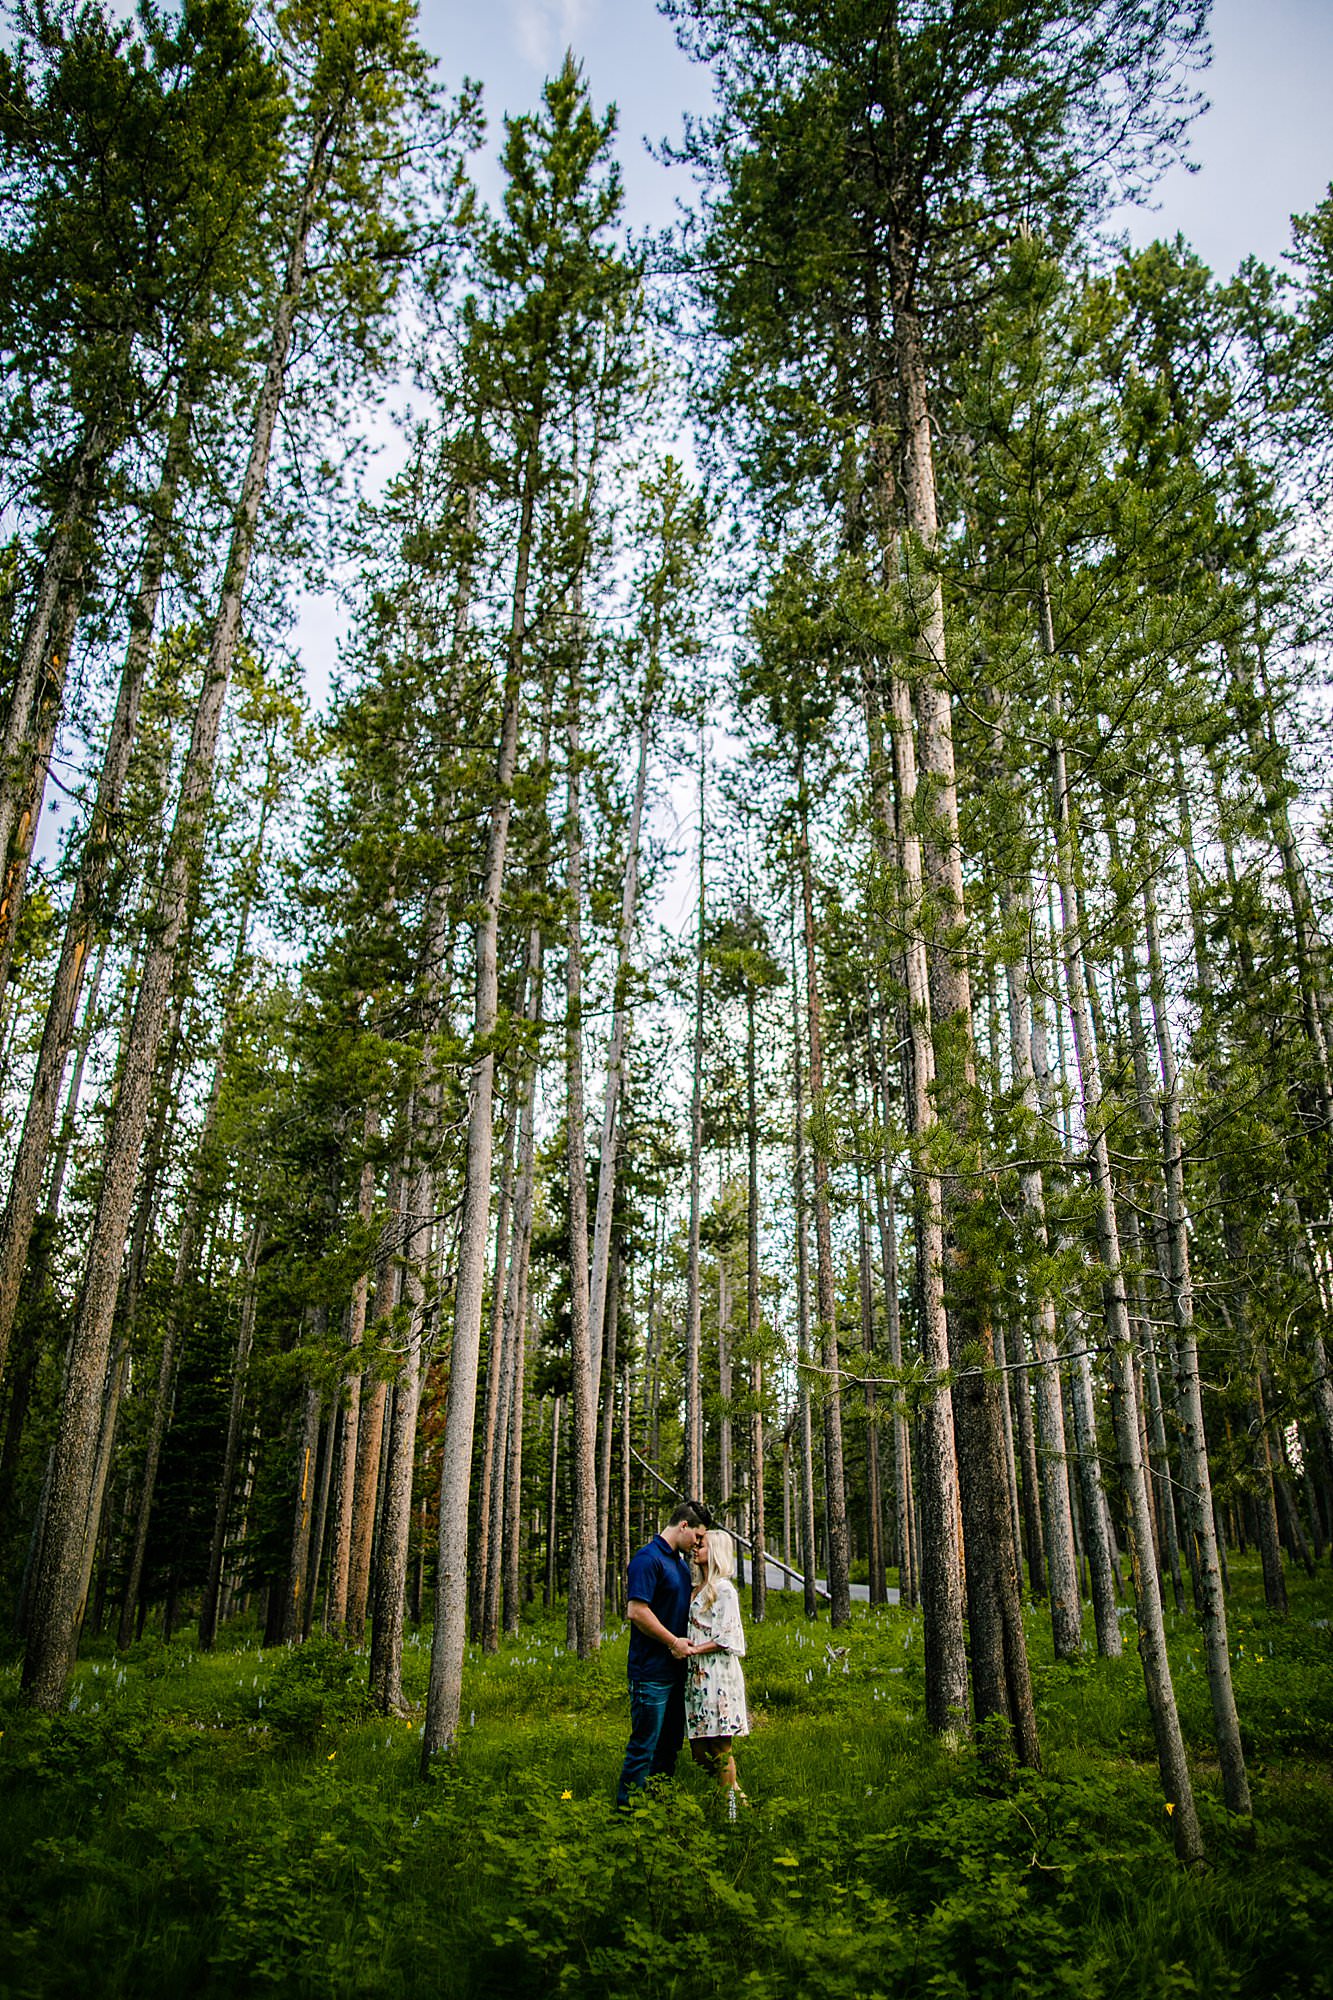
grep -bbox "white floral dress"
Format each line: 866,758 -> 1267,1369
685,1578 -> 750,1740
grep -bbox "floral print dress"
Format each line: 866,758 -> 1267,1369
685,1578 -> 750,1740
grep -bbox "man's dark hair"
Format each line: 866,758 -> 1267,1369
668,1499 -> 712,1528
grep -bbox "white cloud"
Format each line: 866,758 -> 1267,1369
512,0 -> 594,68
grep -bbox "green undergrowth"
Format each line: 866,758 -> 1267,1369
1,1561 -> 1330,1999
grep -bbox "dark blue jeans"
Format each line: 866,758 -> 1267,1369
616,1675 -> 685,1807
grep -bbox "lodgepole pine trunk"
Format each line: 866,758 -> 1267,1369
370,1130 -> 432,1710
21,113 -> 337,1713
198,1219 -> 264,1648
596,1246 -> 621,1603
1051,717 -> 1201,1863
0,413 -> 109,981
0,578 -> 84,1012
1142,868 -> 1250,1814
1001,889 -> 1082,1659
796,765 -> 852,1629
324,1101 -> 379,1634
562,674 -> 601,1659
869,996 -> 916,1607
855,1138 -> 885,1606
684,727 -> 706,1498
422,426 -> 534,1760
372,883 -> 452,1702
789,906 -> 819,1620
473,1086 -> 518,1639
884,243 -> 1031,1756
875,664 -> 969,1728
0,374 -> 192,1307
283,1360 -> 324,1644
116,798 -> 268,1650
346,1161 -> 405,1644
588,692 -> 652,1396
747,979 -> 767,1621
500,938 -> 545,1642
483,933 -> 542,1649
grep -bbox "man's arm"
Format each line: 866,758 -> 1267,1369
627,1598 -> 690,1659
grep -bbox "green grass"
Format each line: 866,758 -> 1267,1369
1,1559 -> 1331,1998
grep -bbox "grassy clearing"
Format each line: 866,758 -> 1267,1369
2,1558 -> 1331,1999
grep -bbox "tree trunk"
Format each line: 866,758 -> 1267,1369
422,420 -> 534,1760
1051,719 -> 1201,1862
562,682 -> 601,1660
684,727 -> 706,1497
588,694 -> 652,1394
346,1158 -> 405,1644
0,576 -> 84,1010
875,665 -> 969,1729
0,380 -> 196,1390
796,770 -> 852,1629
283,1367 -> 323,1644
855,1143 -> 885,1606
473,1084 -> 518,1641
790,905 -> 819,1620
324,1103 -> 379,1634
198,1219 -> 263,1649
747,982 -> 767,1621
370,1139 -> 431,1711
0,413 -> 108,980
20,115 -> 335,1713
597,1245 -> 621,1604
1001,890 -> 1082,1659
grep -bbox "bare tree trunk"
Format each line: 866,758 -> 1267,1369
0,412 -> 109,982
0,577 -> 83,1010
347,1159 -> 405,1644
1051,718 -> 1200,1862
502,983 -> 542,1641
1002,894 -> 1082,1659
473,1087 -> 518,1640
588,694 -> 652,1394
304,1411 -> 335,1642
325,1104 -> 379,1634
796,770 -> 852,1629
370,1128 -> 432,1711
21,117 -> 336,1712
562,678 -> 601,1659
870,1005 -> 915,1606
199,1219 -> 263,1648
544,1396 -> 562,1610
283,1366 -> 323,1644
597,1245 -> 621,1604
856,1143 -> 884,1606
1139,871 -> 1250,1812
422,423 -> 534,1759
747,980 -> 767,1621
0,378 -> 196,1384
684,727 -> 706,1497
790,904 -> 819,1620
878,668 -> 969,1728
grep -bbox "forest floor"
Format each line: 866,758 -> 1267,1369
1,1557 -> 1331,1999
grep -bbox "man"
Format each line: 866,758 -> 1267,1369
615,1499 -> 712,1808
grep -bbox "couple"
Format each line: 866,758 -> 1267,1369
615,1500 -> 749,1810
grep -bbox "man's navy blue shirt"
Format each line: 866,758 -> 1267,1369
625,1533 -> 692,1682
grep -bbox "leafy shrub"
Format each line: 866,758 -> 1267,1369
262,1636 -> 368,1743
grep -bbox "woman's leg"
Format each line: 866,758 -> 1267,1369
689,1733 -> 740,1789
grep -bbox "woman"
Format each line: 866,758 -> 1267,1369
685,1526 -> 750,1807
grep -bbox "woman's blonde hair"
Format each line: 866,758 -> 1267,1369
694,1526 -> 736,1611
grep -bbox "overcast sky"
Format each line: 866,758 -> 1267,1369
426,0 -> 1333,277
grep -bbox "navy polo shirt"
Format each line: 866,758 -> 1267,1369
625,1533 -> 692,1682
